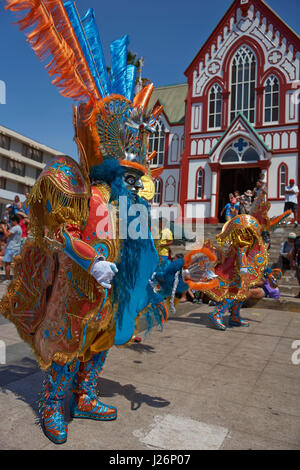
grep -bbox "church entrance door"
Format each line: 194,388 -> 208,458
218,166 -> 260,222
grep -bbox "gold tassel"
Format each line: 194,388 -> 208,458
28,176 -> 89,239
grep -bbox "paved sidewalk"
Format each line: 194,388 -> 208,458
0,301 -> 300,450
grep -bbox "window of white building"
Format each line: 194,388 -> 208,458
264,75 -> 279,123
0,133 -> 10,150
149,121 -> 165,166
230,46 -> 256,124
208,84 -> 222,129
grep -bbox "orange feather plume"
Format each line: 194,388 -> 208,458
184,247 -> 217,268
5,0 -> 100,121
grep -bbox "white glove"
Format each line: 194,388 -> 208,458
90,259 -> 118,289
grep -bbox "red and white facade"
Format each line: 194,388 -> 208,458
151,0 -> 300,223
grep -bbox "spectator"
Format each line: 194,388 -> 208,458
16,211 -> 29,238
234,190 -> 241,213
5,204 -> 13,222
239,190 -> 253,214
284,179 -> 299,228
0,240 -> 6,272
247,274 -> 280,301
22,192 -> 30,215
253,179 -> 267,200
290,235 -> 300,298
158,218 -> 173,263
220,197 -> 238,222
279,232 -> 296,270
0,215 -> 22,280
12,195 -> 22,216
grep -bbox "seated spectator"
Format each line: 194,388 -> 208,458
247,275 -> 280,300
292,235 -> 300,298
279,232 -> 296,270
220,197 -> 239,222
0,215 -> 22,280
240,190 -> 253,214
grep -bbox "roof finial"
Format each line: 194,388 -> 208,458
239,0 -> 250,17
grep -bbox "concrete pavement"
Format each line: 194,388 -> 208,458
0,294 -> 300,450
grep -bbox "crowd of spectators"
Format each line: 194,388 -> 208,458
220,173 -> 267,221
0,194 -> 29,280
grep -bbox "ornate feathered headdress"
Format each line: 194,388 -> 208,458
6,0 -> 163,175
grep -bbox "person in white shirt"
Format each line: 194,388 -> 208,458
284,179 -> 299,227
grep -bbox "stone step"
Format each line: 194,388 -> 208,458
244,296 -> 300,313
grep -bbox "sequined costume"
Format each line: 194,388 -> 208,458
1,0 -> 218,444
204,193 -> 291,331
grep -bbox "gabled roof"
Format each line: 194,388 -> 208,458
209,112 -> 271,156
148,83 -> 188,125
185,0 -> 300,77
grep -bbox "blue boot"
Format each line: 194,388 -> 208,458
40,359 -> 79,445
209,301 -> 227,331
228,301 -> 249,327
70,350 -> 117,421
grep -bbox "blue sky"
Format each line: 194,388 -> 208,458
0,0 -> 299,158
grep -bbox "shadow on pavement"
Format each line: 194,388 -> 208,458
126,343 -> 156,354
169,311 -> 212,328
0,357 -> 40,387
0,357 -> 42,424
98,378 -> 171,411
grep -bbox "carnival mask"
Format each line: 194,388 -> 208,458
122,169 -> 144,195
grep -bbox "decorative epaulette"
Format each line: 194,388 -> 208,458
28,155 -> 91,239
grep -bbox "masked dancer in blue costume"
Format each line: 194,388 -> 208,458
1,0 -> 218,444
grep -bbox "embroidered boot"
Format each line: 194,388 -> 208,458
70,350 -> 117,421
228,300 -> 249,327
40,359 -> 79,444
209,301 -> 227,330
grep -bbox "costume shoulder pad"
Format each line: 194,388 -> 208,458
28,155 -> 91,239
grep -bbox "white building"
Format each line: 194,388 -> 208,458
0,125 -> 63,216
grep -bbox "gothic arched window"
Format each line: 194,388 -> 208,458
148,121 -> 165,166
153,178 -> 162,204
196,168 -> 205,199
278,163 -> 287,198
208,84 -> 222,129
222,148 -> 239,162
165,176 -> 176,202
264,75 -> 279,123
230,46 -> 256,124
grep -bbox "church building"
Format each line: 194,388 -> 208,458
148,0 -> 299,223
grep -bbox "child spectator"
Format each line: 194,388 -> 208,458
0,215 -> 22,280
220,198 -> 239,222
